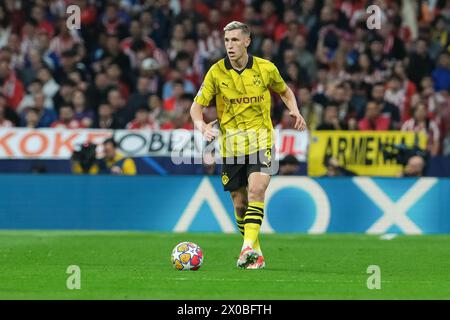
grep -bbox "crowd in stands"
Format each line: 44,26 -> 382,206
0,0 -> 450,156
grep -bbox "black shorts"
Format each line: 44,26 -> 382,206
221,148 -> 276,192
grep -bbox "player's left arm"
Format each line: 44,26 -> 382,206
268,64 -> 306,131
278,86 -> 306,131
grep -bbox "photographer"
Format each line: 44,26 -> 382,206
323,157 -> 356,177
399,155 -> 426,177
71,142 -> 98,174
98,138 -> 136,175
71,138 -> 136,175
382,136 -> 429,177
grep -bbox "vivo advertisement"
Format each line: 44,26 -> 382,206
0,175 -> 448,234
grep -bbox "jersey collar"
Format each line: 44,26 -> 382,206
224,55 -> 253,74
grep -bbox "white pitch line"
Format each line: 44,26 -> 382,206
379,233 -> 398,240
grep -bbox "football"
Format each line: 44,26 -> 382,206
171,242 -> 203,271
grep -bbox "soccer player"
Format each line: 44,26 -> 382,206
190,21 -> 306,269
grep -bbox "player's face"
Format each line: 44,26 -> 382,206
224,29 -> 250,62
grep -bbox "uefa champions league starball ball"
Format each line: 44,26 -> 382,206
171,242 -> 203,271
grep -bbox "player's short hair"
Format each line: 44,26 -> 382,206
223,21 -> 251,37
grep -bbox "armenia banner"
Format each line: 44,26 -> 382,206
308,131 -> 427,177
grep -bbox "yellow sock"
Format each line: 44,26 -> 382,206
235,210 -> 262,255
234,210 -> 245,237
243,201 -> 264,251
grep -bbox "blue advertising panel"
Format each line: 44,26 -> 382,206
0,175 -> 448,234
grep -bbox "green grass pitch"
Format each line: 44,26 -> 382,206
1,231 -> 450,299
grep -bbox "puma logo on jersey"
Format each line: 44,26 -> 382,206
222,82 -> 229,87
261,161 -> 271,168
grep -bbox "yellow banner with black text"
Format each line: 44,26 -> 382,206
308,131 -> 427,177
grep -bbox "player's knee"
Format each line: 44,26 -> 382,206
248,184 -> 266,200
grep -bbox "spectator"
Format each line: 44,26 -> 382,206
196,21 -> 223,67
0,101 -> 13,127
402,103 -> 441,156
298,0 -> 318,32
317,104 -> 341,130
298,86 -> 323,131
163,79 -> 186,112
67,69 -> 88,92
72,90 -> 94,128
93,103 -> 122,129
30,5 -> 54,38
105,63 -> 130,99
430,15 -> 450,60
358,101 -> 391,131
260,38 -> 276,62
169,24 -> 186,60
20,91 -> 56,128
34,29 -> 58,70
248,19 -> 265,56
276,109 -> 297,130
36,66 -> 60,104
126,107 -> 156,130
147,94 -> 170,128
174,51 -> 199,88
260,0 -> 278,38
21,48 -> 46,86
85,72 -> 111,113
392,60 -> 418,121
443,133 -> 450,156
18,80 -> 47,113
107,88 -> 131,128
0,91 -> 18,125
432,51 -> 450,92
120,18 -> 158,69
279,155 -> 301,175
367,36 -> 389,72
50,104 -> 82,129
98,34 -> 131,76
48,17 -> 83,58
127,76 -> 152,113
368,82 -> 401,129
0,4 -> 11,49
53,79 -> 76,113
100,2 -> 129,39
385,75 -> 408,119
24,107 -> 40,129
331,82 -> 357,129
139,58 -> 163,97
54,48 -> 86,83
0,58 -> 25,110
161,93 -> 194,130
293,34 -> 317,82
284,61 -> 308,90
407,38 -> 434,87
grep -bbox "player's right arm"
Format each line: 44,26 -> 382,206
190,102 -> 218,141
190,67 -> 219,141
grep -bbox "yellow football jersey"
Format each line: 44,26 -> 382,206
194,55 -> 287,157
